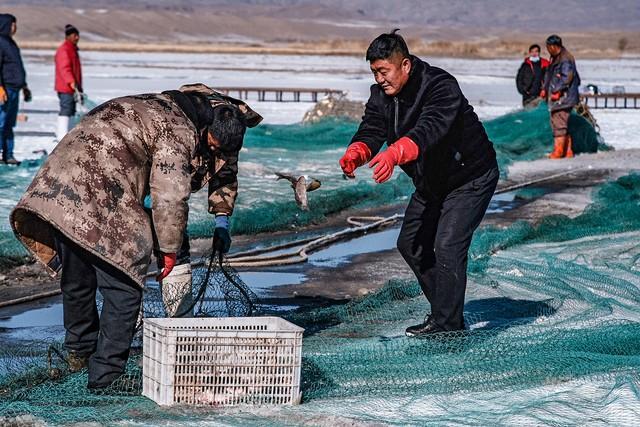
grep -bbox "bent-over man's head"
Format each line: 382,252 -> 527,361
207,105 -> 247,154
366,29 -> 412,97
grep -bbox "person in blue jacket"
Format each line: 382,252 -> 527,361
541,35 -> 581,159
0,13 -> 31,164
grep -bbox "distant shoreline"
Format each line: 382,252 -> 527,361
19,40 -> 640,59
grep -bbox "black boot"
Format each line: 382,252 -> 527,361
405,316 -> 445,337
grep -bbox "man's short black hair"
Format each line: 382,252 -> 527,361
528,44 -> 541,52
366,29 -> 410,62
546,35 -> 563,47
209,104 -> 246,154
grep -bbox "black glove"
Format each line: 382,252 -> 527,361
23,87 -> 32,103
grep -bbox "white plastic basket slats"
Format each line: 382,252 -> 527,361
142,317 -> 303,406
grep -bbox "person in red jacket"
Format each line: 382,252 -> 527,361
54,24 -> 82,142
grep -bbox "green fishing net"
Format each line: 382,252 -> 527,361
2,173 -> 640,425
1,103 -> 602,266
187,102 -> 605,237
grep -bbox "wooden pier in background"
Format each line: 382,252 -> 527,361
581,93 -> 640,109
217,87 -> 345,103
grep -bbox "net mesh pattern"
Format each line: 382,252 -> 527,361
2,174 -> 640,425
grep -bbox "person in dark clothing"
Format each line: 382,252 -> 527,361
541,34 -> 581,159
0,14 -> 31,164
339,30 -> 498,336
516,44 -> 549,107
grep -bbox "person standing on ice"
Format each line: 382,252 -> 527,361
540,34 -> 580,159
516,44 -> 549,107
339,30 -> 498,337
11,83 -> 261,390
0,13 -> 31,165
54,24 -> 83,142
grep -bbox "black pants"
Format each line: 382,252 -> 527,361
55,233 -> 142,386
397,165 -> 499,331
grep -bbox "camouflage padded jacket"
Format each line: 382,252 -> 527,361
11,87 -> 260,287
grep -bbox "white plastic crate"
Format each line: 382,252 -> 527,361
142,317 -> 304,406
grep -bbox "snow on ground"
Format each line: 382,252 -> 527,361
591,109 -> 640,150
12,50 -> 640,161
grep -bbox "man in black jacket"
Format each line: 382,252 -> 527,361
0,14 -> 31,164
339,30 -> 498,336
516,44 -> 549,107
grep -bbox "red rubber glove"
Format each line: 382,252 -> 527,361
156,252 -> 177,282
368,136 -> 419,184
539,89 -> 547,99
339,142 -> 371,178
550,91 -> 561,101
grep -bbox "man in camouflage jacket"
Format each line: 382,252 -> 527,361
10,83 -> 261,389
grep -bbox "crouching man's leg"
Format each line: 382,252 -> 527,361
55,232 -> 99,371
88,260 -> 142,389
430,165 -> 499,332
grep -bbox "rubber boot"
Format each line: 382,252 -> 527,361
565,135 -> 574,158
548,136 -> 566,159
56,115 -> 70,142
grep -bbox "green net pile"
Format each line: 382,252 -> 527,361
2,173 -> 640,425
485,102 -> 607,172
1,103 -> 603,268
0,157 -> 45,270
190,102 -> 604,237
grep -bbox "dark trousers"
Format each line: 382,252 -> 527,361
55,233 -> 142,386
397,165 -> 499,330
58,92 -> 76,117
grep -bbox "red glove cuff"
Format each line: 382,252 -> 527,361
348,141 -> 372,166
387,136 -> 419,165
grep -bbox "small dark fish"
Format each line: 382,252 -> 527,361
275,172 -> 322,211
32,149 -> 48,157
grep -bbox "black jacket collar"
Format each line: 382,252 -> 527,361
163,90 -> 200,129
